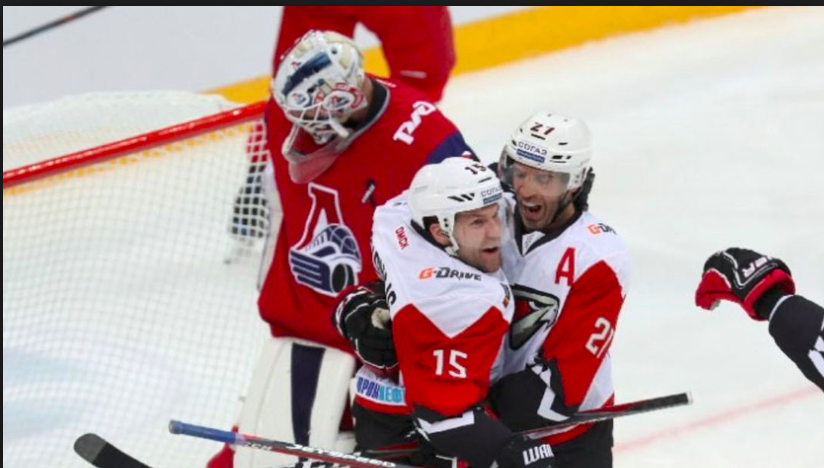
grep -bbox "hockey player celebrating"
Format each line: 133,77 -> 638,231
489,112 -> 629,468
210,30 -> 475,468
338,157 -> 555,468
695,247 -> 824,392
337,112 -> 629,468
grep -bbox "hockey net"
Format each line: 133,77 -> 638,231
3,91 -> 275,468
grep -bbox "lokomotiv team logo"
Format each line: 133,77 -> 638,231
289,183 -> 362,296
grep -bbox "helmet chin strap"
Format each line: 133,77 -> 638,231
542,188 -> 580,233
438,215 -> 460,257
444,232 -> 460,257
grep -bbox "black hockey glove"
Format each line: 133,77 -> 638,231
333,280 -> 398,374
409,444 -> 467,468
695,247 -> 795,320
493,436 -> 555,468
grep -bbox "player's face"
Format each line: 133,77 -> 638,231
510,162 -> 570,231
454,203 -> 502,273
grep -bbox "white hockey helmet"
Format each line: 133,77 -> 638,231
500,112 -> 592,191
272,30 -> 366,143
408,158 -> 504,256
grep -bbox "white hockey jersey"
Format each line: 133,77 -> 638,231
500,196 -> 630,444
369,194 -> 514,417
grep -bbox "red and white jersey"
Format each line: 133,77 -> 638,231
258,77 -> 475,351
371,195 -> 514,417
500,200 -> 630,444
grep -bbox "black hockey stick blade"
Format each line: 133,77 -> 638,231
74,433 -> 154,468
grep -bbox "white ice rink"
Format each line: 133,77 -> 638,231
4,6 -> 824,468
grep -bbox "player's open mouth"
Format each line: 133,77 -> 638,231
520,202 -> 542,220
482,247 -> 499,255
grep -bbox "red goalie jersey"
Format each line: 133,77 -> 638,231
258,78 -> 474,351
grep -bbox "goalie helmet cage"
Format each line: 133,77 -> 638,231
3,91 -> 272,468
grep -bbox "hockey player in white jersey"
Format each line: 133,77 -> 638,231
337,114 -> 627,467
334,158 -> 555,468
490,112 -> 630,468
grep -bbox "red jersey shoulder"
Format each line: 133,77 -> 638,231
543,212 -> 630,294
369,76 -> 458,151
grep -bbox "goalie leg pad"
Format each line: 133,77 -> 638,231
235,337 -> 356,468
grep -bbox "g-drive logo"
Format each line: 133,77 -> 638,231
419,267 -> 482,281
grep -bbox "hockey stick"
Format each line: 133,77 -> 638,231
361,391 -> 692,457
522,391 -> 691,439
74,432 -> 412,468
75,393 -> 691,468
169,420 -> 424,468
4,6 -> 109,48
74,433 -> 153,468
168,392 -> 691,462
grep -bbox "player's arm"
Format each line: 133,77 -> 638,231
491,260 -> 625,429
762,294 -> 824,391
394,301 -> 554,468
358,6 -> 455,102
696,247 -> 823,391
273,7 -> 357,74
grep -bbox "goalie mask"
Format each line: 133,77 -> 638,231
272,30 -> 367,145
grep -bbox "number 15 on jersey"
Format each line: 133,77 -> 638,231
433,349 -> 467,378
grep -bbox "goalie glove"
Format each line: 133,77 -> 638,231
333,280 -> 398,375
695,247 -> 795,320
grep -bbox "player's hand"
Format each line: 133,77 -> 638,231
695,247 -> 795,320
333,280 -> 398,375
